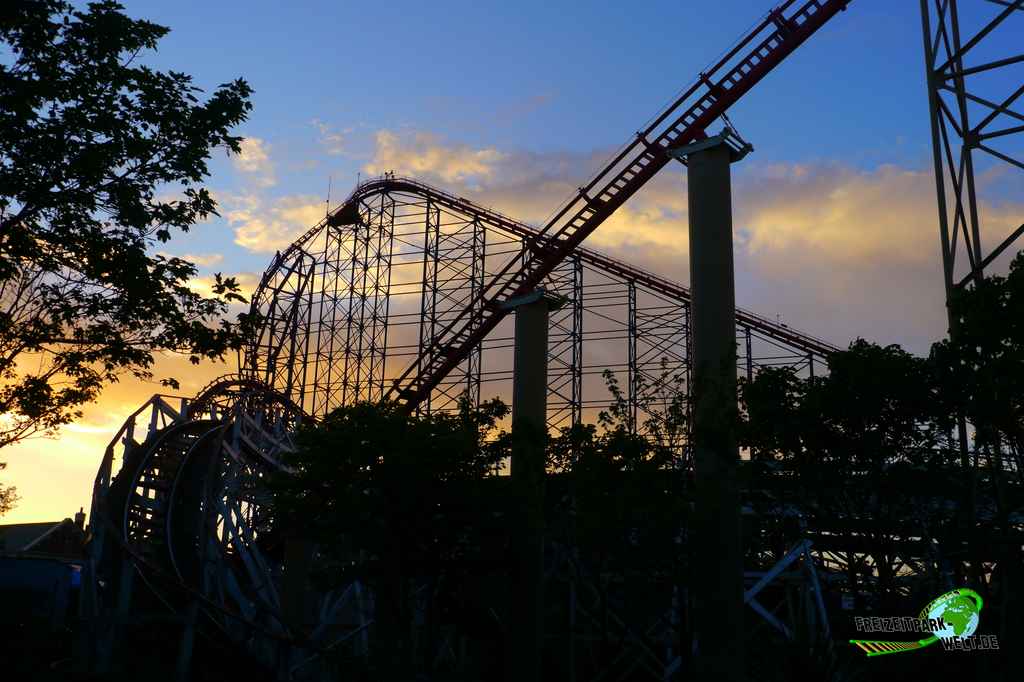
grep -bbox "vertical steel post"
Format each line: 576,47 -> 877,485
744,326 -> 753,382
670,133 -> 747,682
466,218 -> 486,406
920,2 -> 1024,662
96,554 -> 136,673
371,193 -> 395,401
175,600 -> 199,682
571,256 -> 584,427
317,216 -> 344,414
919,0 -> 978,583
504,289 -> 560,682
627,280 -> 639,431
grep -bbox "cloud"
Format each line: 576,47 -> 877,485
362,132 -> 690,254
737,163 -> 938,267
184,271 -> 262,303
232,137 -> 276,187
494,93 -> 555,124
157,252 -> 224,268
227,193 -> 325,254
183,253 -> 224,267
312,119 -> 350,156
358,129 -> 1024,353
728,163 -> 1024,353
360,130 -> 690,250
365,130 -> 506,185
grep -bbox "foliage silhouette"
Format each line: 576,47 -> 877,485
739,339 -> 959,608
931,252 -> 1024,471
269,397 -> 510,678
0,1 -> 255,456
0,461 -> 17,516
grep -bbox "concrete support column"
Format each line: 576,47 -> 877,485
671,133 -> 747,682
504,289 -> 558,682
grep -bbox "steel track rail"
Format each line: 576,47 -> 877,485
361,0 -> 852,406
336,177 -> 839,360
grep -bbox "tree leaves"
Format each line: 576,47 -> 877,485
0,461 -> 17,517
740,339 -> 951,477
930,252 -> 1024,454
269,397 -> 511,581
0,1 -> 255,450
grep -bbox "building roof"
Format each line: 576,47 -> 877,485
0,519 -> 85,560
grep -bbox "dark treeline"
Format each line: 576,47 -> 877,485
264,254 -> 1024,681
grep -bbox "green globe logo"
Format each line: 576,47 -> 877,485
850,587 -> 984,656
921,588 -> 982,641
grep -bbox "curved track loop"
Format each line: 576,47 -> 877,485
101,376 -> 368,675
188,373 -> 305,424
184,380 -> 372,674
123,419 -> 224,569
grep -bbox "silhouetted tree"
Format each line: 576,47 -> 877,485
743,339 -> 948,473
547,362 -> 689,622
740,339 -> 955,607
930,253 -> 1024,664
549,360 -> 687,473
269,397 -> 510,679
931,252 -> 1024,475
0,462 -> 17,516
0,1 -> 254,450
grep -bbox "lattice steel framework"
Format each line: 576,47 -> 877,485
243,178 -> 835,436
243,1 -> 854,434
921,0 -> 1024,297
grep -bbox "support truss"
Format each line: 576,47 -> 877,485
244,178 -> 835,438
921,0 -> 1024,294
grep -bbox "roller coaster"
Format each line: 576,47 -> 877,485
79,1 -> 1024,679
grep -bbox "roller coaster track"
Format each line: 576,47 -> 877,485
330,0 -> 854,408
333,176 -> 839,360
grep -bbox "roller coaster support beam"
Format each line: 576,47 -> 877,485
669,129 -> 751,681
504,289 -> 564,682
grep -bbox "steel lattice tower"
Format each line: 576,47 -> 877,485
921,0 -> 1023,299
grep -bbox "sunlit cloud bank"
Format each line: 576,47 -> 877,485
184,271 -> 262,302
156,251 -> 225,268
365,130 -> 506,185
232,136 -> 276,188
311,119 -> 354,157
182,252 -> 225,268
228,192 -> 325,253
358,129 -> 1023,353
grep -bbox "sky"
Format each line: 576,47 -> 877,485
2,0 -> 1022,523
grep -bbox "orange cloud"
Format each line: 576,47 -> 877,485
184,271 -> 261,302
358,129 -> 1020,351
228,194 -> 325,253
156,251 -> 224,268
365,130 -> 506,184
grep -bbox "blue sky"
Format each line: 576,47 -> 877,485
135,0 -> 938,163
3,0 -> 1022,523
126,0 -> 1020,284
